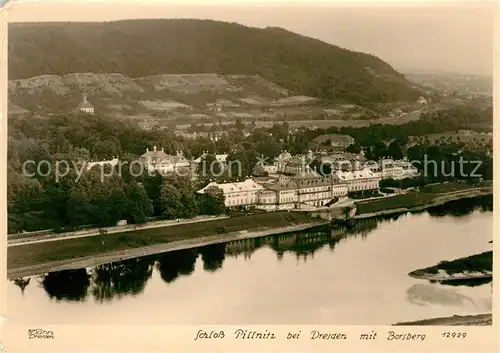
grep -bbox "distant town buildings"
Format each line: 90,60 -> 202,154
417,96 -> 428,105
206,99 -> 240,112
389,108 -> 403,117
77,94 -> 95,115
339,104 -> 361,112
137,118 -> 159,131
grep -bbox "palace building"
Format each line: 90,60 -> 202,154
365,159 -> 419,180
197,179 -> 265,208
138,146 -> 191,175
196,151 -> 385,211
335,168 -> 381,192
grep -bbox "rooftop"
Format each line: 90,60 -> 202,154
193,153 -> 229,164
140,146 -> 188,163
335,168 -> 379,181
197,178 -> 265,194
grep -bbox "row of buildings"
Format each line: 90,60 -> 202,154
196,166 -> 382,211
194,150 -> 418,211
85,146 -> 418,211
86,146 -> 418,183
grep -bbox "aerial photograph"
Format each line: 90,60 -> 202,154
5,1 -> 493,326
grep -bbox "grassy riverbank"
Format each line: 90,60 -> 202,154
355,183 -> 492,216
8,212 -> 315,271
409,251 -> 493,281
395,313 -> 492,326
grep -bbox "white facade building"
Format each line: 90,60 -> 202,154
193,152 -> 229,167
86,157 -> 120,171
335,168 -> 381,192
262,165 -> 278,174
417,96 -> 428,105
139,146 -> 191,175
77,94 -> 95,115
197,175 -> 351,211
197,179 -> 265,207
366,159 -> 419,180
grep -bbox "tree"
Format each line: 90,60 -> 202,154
179,188 -> 199,218
41,269 -> 90,302
142,172 -> 164,216
159,183 -> 183,219
198,186 -> 225,215
235,118 -> 244,131
197,154 -> 222,180
386,140 -> 404,160
123,183 -> 153,224
345,143 -> 362,154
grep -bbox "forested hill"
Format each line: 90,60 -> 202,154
8,19 -> 421,105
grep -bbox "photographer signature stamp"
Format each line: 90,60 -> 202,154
28,329 -> 55,340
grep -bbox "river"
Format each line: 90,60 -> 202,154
8,196 -> 493,325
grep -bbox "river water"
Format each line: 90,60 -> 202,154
8,196 -> 493,325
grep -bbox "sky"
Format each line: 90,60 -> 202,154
5,0 -> 497,75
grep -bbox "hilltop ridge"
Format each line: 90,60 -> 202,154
8,19 -> 421,105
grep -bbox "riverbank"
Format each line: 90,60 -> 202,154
408,251 -> 493,282
8,212 -> 327,278
8,215 -> 230,246
353,186 -> 492,219
395,313 -> 492,326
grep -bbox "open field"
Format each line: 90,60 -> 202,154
8,212 -> 315,271
420,182 -> 480,194
356,192 -> 435,214
176,112 -> 422,131
255,116 -> 420,128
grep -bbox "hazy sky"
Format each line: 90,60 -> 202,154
6,0 -> 496,75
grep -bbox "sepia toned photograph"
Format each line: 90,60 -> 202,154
3,0 -> 494,330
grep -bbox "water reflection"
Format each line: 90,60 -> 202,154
12,195 -> 492,304
91,257 -> 155,302
12,277 -> 31,295
156,249 -> 198,283
41,269 -> 90,302
427,195 -> 492,218
406,283 -> 478,308
438,278 -> 493,288
199,243 -> 226,272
